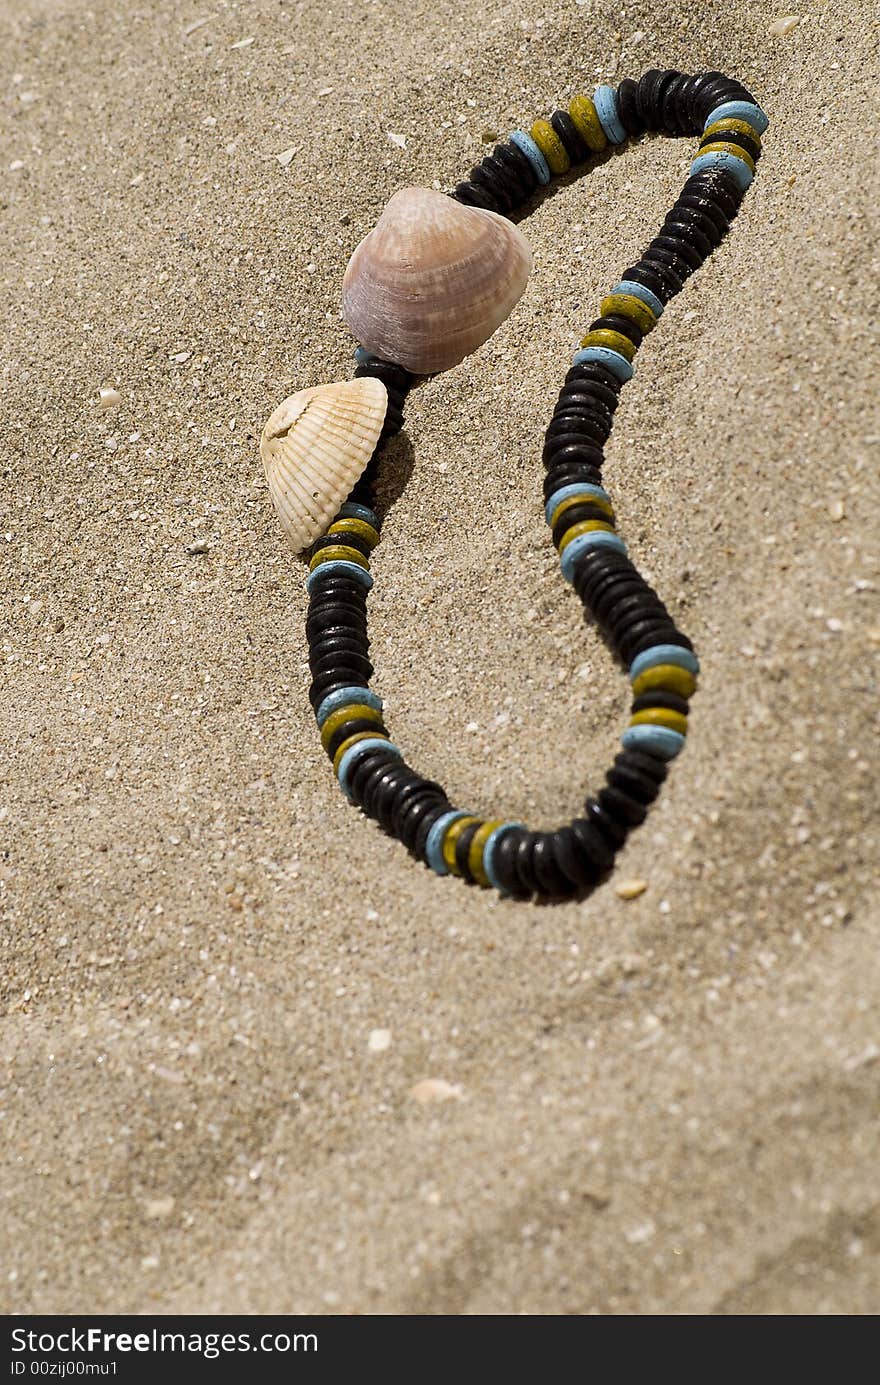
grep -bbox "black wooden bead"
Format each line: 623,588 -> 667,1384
588,313 -> 644,347
397,789 -> 449,852
666,203 -> 722,248
454,819 -> 483,882
542,430 -> 607,466
551,504 -> 615,548
309,636 -> 370,672
551,825 -> 602,887
309,649 -> 373,683
496,141 -> 539,195
355,760 -> 403,820
306,610 -> 367,643
651,232 -> 704,272
369,765 -> 416,829
325,717 -> 389,761
599,784 -> 647,827
617,619 -> 681,663
585,795 -> 628,848
631,690 -> 689,716
663,217 -> 713,260
551,109 -> 588,164
579,570 -> 644,616
514,832 -> 542,896
636,69 -> 679,129
686,71 -> 725,123
548,409 -> 612,444
309,667 -> 375,710
621,260 -> 674,302
613,747 -> 668,784
470,161 -> 515,213
660,73 -> 695,135
308,578 -> 367,604
685,169 -> 742,217
616,78 -> 645,137
354,356 -> 412,386
563,362 -> 623,396
644,242 -> 692,282
348,746 -> 397,802
596,589 -> 667,632
411,798 -> 454,861
543,464 -> 604,498
451,180 -> 498,211
492,829 -> 531,898
532,833 -> 576,896
311,530 -> 373,560
542,439 -> 605,472
606,760 -> 662,806
390,777 -> 446,839
698,126 -> 761,162
568,814 -> 615,869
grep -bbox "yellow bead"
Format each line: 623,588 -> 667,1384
550,493 -> 614,527
703,117 -> 762,148
699,141 -> 756,174
600,293 -> 657,334
557,519 -> 616,554
320,703 -> 384,752
568,95 -> 607,152
467,819 -> 506,887
531,119 -> 570,175
578,329 -> 636,362
309,544 -> 369,573
332,729 -> 389,775
631,665 -> 697,699
630,708 -> 688,736
328,517 -> 380,549
442,815 -> 482,875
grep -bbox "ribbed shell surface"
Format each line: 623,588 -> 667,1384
260,377 -> 388,552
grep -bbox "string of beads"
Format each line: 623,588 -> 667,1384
305,68 -> 768,898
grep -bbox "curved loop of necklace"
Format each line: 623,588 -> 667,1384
303,68 -> 768,899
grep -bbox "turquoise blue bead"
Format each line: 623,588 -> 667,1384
560,530 -> 627,582
611,278 -> 664,319
483,822 -> 525,893
316,685 -> 383,729
509,129 -> 551,185
593,85 -> 626,144
337,737 -> 401,800
690,149 -> 754,193
425,810 -> 471,876
353,346 -> 380,365
621,725 -> 686,760
571,345 -> 634,382
629,643 -> 700,679
306,559 -> 374,594
704,100 -> 768,136
544,482 -> 612,526
338,500 -> 379,528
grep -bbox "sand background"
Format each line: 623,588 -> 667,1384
1,0 -> 878,1314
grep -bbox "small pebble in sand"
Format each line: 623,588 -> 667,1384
143,1195 -> 175,1220
97,386 -> 120,411
616,878 -> 647,900
186,540 -> 211,556
230,37 -> 255,50
275,147 -> 297,168
368,1028 -> 391,1052
828,499 -> 845,521
410,1078 -> 463,1105
768,15 -> 800,36
386,131 -> 406,149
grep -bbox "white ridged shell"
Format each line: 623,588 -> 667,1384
342,187 -> 533,374
260,377 -> 388,552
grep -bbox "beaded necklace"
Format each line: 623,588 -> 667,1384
303,68 -> 768,899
